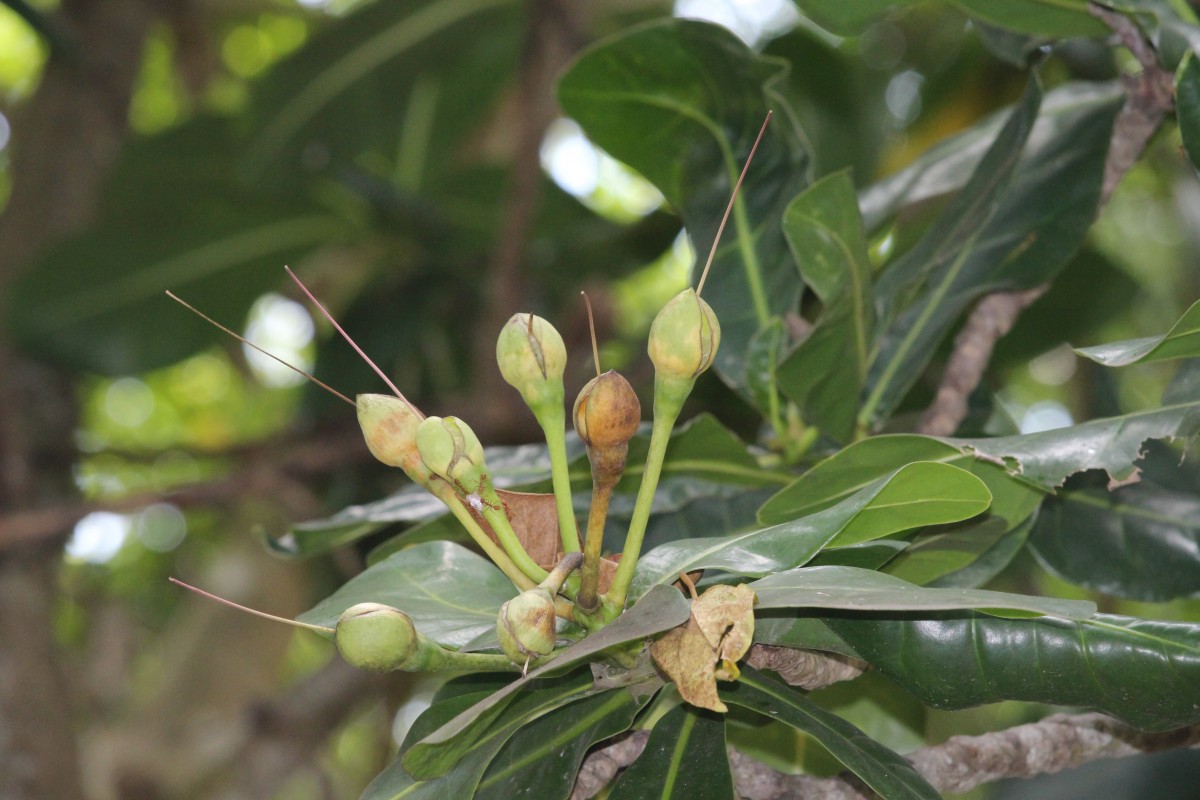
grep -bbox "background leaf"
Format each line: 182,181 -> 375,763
559,19 -> 811,394
1074,298 -> 1200,366
777,171 -> 874,441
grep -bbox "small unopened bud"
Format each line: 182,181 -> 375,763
647,288 -> 720,382
336,602 -> 419,672
415,415 -> 486,492
574,371 -> 641,450
497,588 -> 557,666
496,313 -> 567,412
356,394 -> 431,485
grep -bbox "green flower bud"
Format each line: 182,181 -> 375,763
497,588 -> 556,666
335,602 -> 419,673
496,313 -> 567,412
416,415 -> 487,492
356,394 -> 431,485
573,370 -> 641,451
647,289 -> 720,381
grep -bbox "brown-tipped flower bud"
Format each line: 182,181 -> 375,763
496,313 -> 567,413
573,370 -> 641,450
335,602 -> 419,672
648,288 -> 720,381
356,394 -> 430,484
415,415 -> 487,492
497,588 -> 556,665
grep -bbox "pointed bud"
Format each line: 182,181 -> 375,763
356,394 -> 431,484
496,313 -> 567,412
415,415 -> 487,492
648,288 -> 720,382
497,588 -> 557,665
335,602 -> 419,672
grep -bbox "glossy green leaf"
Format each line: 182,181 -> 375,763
1177,47 -> 1200,172
476,685 -> 652,800
827,613 -> 1200,731
859,82 -> 1123,231
559,19 -> 811,392
296,541 -> 512,648
1074,298 -> 1200,366
758,434 -> 1045,529
882,515 -> 1029,586
1164,359 -> 1200,404
952,0 -> 1107,36
794,0 -> 1105,37
950,399 -> 1200,488
404,585 -> 690,780
1029,481 -> 1200,601
752,615 -> 862,659
722,667 -> 940,800
777,171 -> 874,441
609,704 -> 733,800
364,672 -> 598,800
744,317 -> 788,421
241,0 -> 520,185
630,462 -> 990,598
861,78 -> 1120,427
925,513 -> 1034,589
751,565 -> 1095,618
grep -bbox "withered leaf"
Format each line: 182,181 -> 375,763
650,621 -> 726,713
691,583 -> 756,666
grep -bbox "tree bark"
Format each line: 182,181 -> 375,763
0,2 -> 159,797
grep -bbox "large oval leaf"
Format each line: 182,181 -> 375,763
750,565 -> 1095,619
826,613 -> 1200,731
630,462 -> 991,598
559,19 -> 811,393
296,540 -> 512,648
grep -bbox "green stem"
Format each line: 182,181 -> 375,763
479,484 -> 549,583
539,406 -> 582,553
577,476 -> 615,611
431,480 -> 535,591
606,378 -> 688,610
420,640 -> 561,673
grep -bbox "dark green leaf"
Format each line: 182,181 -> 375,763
559,19 -> 811,393
631,462 -> 991,598
758,434 -> 1044,529
777,171 -> 874,441
1074,298 -> 1200,366
297,541 -> 512,648
722,667 -> 940,800
476,685 -> 652,800
609,704 -> 733,800
8,210 -> 352,374
1164,359 -> 1200,405
859,82 -> 1123,231
951,0 -> 1107,37
789,0 -> 901,36
827,613 -> 1200,731
364,671 -> 597,800
861,77 -> 1120,426
241,0 -> 520,187
404,585 -> 689,780
882,515 -> 1030,586
1029,480 -> 1200,601
751,565 -> 1095,618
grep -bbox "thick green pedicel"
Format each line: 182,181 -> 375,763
496,312 -> 581,554
607,288 -> 721,611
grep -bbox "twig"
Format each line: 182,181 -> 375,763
917,3 -> 1175,436
572,711 -> 1200,799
